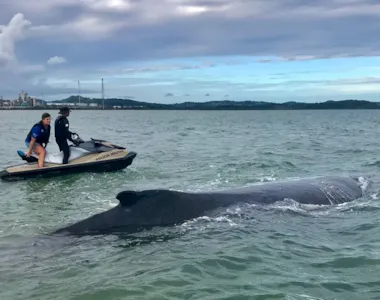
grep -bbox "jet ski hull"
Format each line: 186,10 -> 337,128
0,150 -> 137,181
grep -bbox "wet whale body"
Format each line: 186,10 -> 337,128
53,176 -> 364,236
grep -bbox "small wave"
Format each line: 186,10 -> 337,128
334,148 -> 365,154
320,281 -> 356,292
141,131 -> 154,136
197,255 -> 250,273
269,195 -> 380,216
335,200 -> 380,213
286,293 -> 326,300
260,151 -> 275,155
223,160 -> 297,170
257,198 -> 330,217
311,256 -> 380,268
362,160 -> 380,167
283,161 -> 297,168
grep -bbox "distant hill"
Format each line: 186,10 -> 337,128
53,96 -> 150,107
2,96 -> 380,110
50,96 -> 380,110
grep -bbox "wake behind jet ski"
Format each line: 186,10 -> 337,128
0,134 -> 137,181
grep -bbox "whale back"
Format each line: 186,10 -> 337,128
115,189 -> 239,223
53,176 -> 365,235
210,176 -> 363,205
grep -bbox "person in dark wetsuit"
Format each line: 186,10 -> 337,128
25,112 -> 51,168
55,107 -> 75,164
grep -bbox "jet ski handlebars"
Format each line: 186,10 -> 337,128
71,133 -> 85,146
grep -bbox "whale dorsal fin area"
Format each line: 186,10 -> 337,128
116,189 -> 179,207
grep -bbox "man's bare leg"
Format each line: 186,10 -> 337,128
34,144 -> 46,168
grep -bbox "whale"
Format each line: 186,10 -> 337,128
52,175 -> 365,236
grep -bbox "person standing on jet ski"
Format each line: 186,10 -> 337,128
25,112 -> 51,168
55,106 -> 76,164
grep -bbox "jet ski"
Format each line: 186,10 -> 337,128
0,134 -> 137,181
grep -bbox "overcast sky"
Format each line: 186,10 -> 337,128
1,0 -> 380,103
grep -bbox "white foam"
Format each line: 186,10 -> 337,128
259,175 -> 277,182
358,176 -> 370,193
180,214 -> 239,233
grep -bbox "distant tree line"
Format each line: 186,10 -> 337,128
2,96 -> 380,110
50,96 -> 380,110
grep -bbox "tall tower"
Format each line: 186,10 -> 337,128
78,81 -> 81,104
101,78 -> 104,110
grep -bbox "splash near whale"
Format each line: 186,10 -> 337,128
53,176 -> 365,236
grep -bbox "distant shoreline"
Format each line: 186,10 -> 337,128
2,107 -> 380,111
1,98 -> 380,110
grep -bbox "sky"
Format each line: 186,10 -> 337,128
1,0 -> 380,104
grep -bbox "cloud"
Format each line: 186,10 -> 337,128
47,56 -> 67,65
0,13 -> 31,66
1,0 -> 380,102
8,0 -> 380,59
122,63 -> 215,74
140,76 -> 380,94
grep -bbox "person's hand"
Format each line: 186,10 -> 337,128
26,151 -> 32,157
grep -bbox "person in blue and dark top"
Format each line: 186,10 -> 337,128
25,112 -> 51,168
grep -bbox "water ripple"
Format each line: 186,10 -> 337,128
0,110 -> 380,300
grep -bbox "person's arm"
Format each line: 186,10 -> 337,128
64,119 -> 74,142
44,129 -> 50,148
68,132 -> 74,142
26,137 -> 36,156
